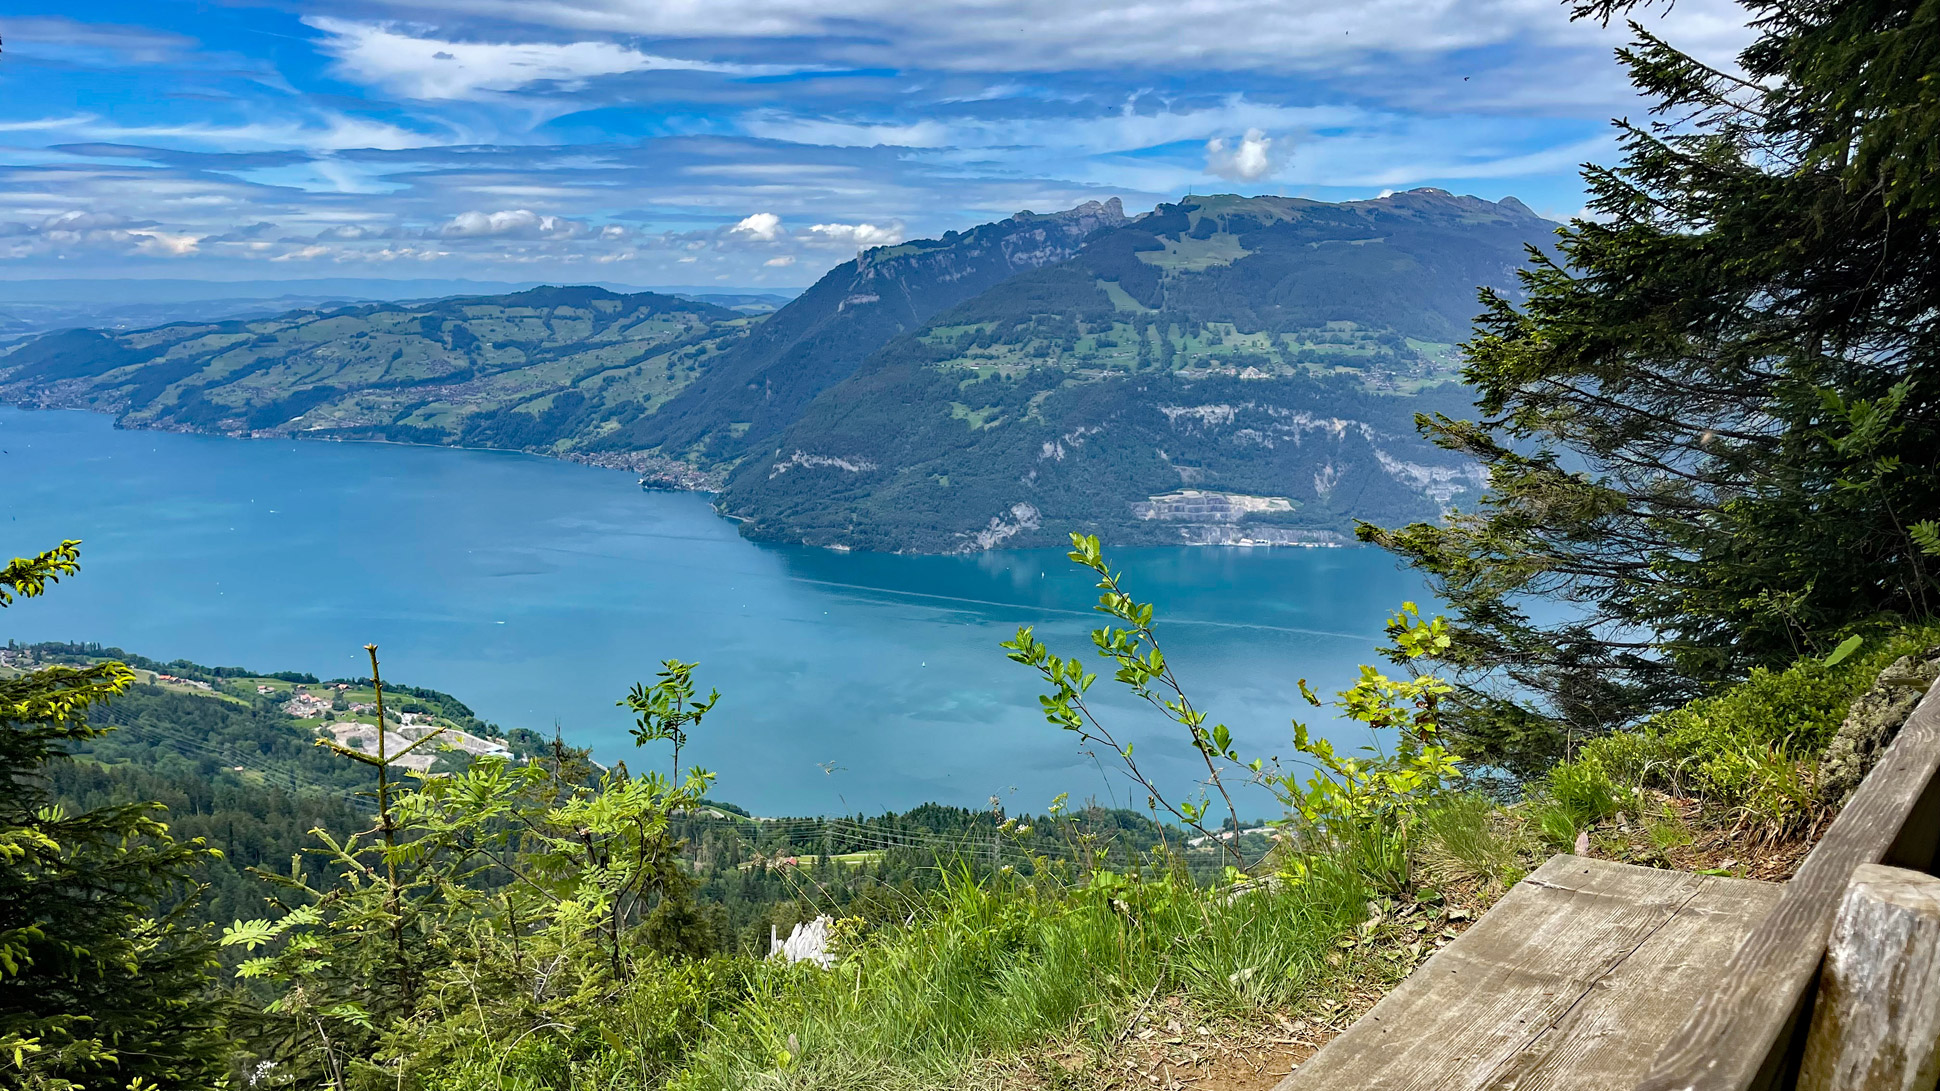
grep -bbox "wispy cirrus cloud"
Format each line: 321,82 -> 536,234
0,0 -> 1757,283
305,17 -> 813,101
337,0 -> 1752,73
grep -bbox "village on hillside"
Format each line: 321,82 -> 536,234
270,681 -> 515,772
0,644 -> 522,775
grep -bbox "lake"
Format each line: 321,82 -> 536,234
2,406 -> 1433,816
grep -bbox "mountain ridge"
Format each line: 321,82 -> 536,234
717,190 -> 1550,550
0,190 -> 1554,552
620,198 -> 1131,464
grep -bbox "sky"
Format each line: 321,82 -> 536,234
0,0 -> 1755,290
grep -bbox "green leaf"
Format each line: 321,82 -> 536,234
1824,635 -> 1864,667
1911,520 -> 1940,558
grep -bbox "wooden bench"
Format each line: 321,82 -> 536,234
1277,677 -> 1940,1091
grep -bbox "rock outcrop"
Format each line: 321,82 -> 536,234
1820,646 -> 1940,805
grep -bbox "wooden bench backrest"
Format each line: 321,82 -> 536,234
1636,678 -> 1940,1091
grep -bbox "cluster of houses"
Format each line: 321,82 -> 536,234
152,672 -> 215,692
280,691 -> 334,718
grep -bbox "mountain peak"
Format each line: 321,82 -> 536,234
626,199 -> 1132,460
1013,197 -> 1127,225
1357,187 -> 1509,214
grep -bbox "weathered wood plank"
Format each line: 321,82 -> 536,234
1797,864 -> 1940,1091
1636,679 -> 1940,1091
1275,856 -> 1782,1091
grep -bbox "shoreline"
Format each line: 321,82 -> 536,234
6,400 -> 1369,557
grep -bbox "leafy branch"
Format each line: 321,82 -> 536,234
1006,534 -> 1255,867
620,659 -> 719,785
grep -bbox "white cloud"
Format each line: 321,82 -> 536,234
270,245 -> 333,262
134,231 -> 201,257
441,209 -> 583,238
806,221 -> 905,248
739,115 -> 955,148
346,0 -> 1753,75
306,17 -> 803,100
763,255 -> 796,266
0,17 -> 197,65
40,210 -> 133,232
0,115 -> 100,133
0,209 -> 203,258
28,113 -> 434,153
1204,129 -> 1283,182
745,98 -> 1353,157
729,212 -> 783,241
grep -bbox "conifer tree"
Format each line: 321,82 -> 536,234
0,541 -> 222,1088
1361,0 -> 1940,770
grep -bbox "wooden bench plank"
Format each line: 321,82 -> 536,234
1277,856 -> 1783,1091
1637,680 -> 1940,1091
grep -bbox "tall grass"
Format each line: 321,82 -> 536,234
1418,793 -> 1528,889
667,863 -> 1371,1091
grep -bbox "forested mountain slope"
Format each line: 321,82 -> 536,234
0,191 -> 1554,551
724,190 -> 1552,551
0,286 -> 750,472
621,198 -> 1131,464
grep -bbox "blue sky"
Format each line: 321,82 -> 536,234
0,0 -> 1751,288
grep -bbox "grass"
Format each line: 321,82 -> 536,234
410,813 -> 1514,1091
1418,793 -> 1529,891
666,864 -> 1380,1091
393,627 -> 1940,1091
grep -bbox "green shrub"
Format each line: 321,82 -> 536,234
1532,801 -> 1585,851
1553,623 -> 1940,833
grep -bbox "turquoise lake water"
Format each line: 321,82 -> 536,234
1,406 -> 1433,815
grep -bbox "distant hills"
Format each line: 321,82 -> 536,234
0,286 -> 753,487
0,279 -> 794,343
0,190 -> 1555,552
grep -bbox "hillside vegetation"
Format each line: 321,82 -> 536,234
723,190 -> 1550,551
14,0 -> 1940,1083
9,534 -> 1935,1091
0,191 -> 1554,550
0,286 -> 749,483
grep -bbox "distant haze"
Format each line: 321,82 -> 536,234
0,279 -> 800,305
0,278 -> 799,345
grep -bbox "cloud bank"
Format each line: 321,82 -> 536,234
0,0 -> 1757,283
